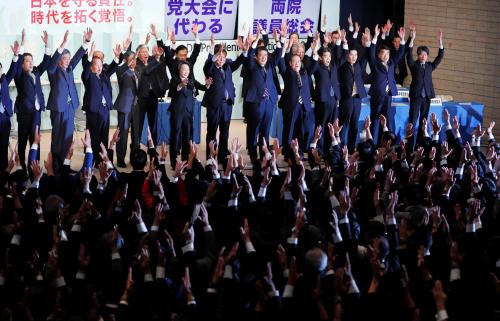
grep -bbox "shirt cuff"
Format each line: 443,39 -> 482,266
283,284 -> 294,298
258,186 -> 267,198
136,222 -> 148,233
31,143 -> 39,150
182,241 -> 195,254
223,265 -> 233,279
156,266 -> 165,279
245,241 -> 256,253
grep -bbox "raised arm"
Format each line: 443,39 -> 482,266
406,25 -> 416,68
367,25 -> 379,66
48,30 -> 69,74
431,29 -> 445,70
70,28 -> 92,70
392,27 -> 406,64
188,23 -> 201,66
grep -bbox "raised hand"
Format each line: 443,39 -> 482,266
191,22 -> 199,36
397,26 -> 405,39
110,127 -> 120,149
11,41 -> 20,56
150,24 -> 158,38
374,24 -> 380,38
41,30 -> 49,46
83,27 -> 93,42
113,43 -> 122,58
60,30 -> 69,49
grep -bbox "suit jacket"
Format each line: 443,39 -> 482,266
367,41 -> 405,97
159,39 -> 202,96
168,77 -> 195,114
243,46 -> 283,104
114,63 -> 138,114
202,53 -> 244,108
13,53 -> 50,114
407,44 -> 444,99
47,46 -> 87,112
0,58 -> 17,117
81,59 -> 118,113
277,58 -> 313,112
135,57 -> 166,99
339,61 -> 368,99
309,45 -> 343,102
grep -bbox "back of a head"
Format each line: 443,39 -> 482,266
130,148 -> 147,170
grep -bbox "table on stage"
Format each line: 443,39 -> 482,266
270,98 -> 484,145
141,100 -> 202,145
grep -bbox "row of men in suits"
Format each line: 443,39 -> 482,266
0,17 -> 443,173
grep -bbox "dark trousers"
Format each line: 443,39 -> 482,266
0,113 -> 11,171
132,94 -> 157,150
314,97 -> 338,154
86,109 -> 110,165
169,107 -> 193,168
339,96 -> 362,153
246,99 -> 274,162
17,111 -> 41,169
370,94 -> 392,146
282,104 -> 314,156
117,111 -> 132,163
50,107 -> 75,166
409,96 -> 431,146
206,102 -> 232,163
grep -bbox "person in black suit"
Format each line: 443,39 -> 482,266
338,46 -> 368,153
309,33 -> 345,154
0,42 -> 20,171
407,25 -> 444,145
392,35 -> 409,86
202,43 -> 245,163
168,62 -> 195,167
81,44 -> 121,166
114,51 -> 139,167
156,24 -> 203,94
366,25 -> 406,145
278,42 -> 315,157
243,27 -> 283,164
13,30 -> 50,168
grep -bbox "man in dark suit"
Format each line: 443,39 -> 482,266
0,42 -> 20,171
392,35 -> 409,86
168,62 -> 195,167
309,34 -> 345,154
156,24 -> 202,93
278,51 -> 315,157
407,25 -> 444,145
81,44 -> 121,166
114,51 -> 139,168
13,31 -> 50,168
367,25 -> 405,145
202,43 -> 245,163
338,47 -> 368,153
47,29 -> 92,169
244,30 -> 283,164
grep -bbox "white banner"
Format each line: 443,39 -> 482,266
164,0 -> 239,40
252,0 -> 321,36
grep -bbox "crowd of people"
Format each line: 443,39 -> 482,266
0,13 -> 499,321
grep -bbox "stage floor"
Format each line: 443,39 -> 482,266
8,120 -> 284,175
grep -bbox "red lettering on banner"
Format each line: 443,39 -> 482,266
113,8 -> 125,22
31,0 -> 42,8
31,11 -> 45,24
59,0 -> 70,7
44,0 -> 57,8
46,10 -> 60,24
99,0 -> 110,5
74,9 -> 87,23
61,10 -> 72,23
98,9 -> 111,22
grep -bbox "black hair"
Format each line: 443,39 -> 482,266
130,148 -> 147,170
417,46 -> 429,56
318,47 -> 331,57
175,45 -> 188,54
382,131 -> 396,144
213,44 -> 227,56
255,46 -> 268,56
377,45 -> 390,53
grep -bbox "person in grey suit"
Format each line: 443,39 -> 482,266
47,29 -> 92,170
114,51 -> 139,168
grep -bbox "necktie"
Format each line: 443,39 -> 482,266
420,64 -> 427,98
0,83 -> 4,114
220,67 -> 229,100
262,67 -> 269,99
296,71 -> 303,105
98,74 -> 107,106
351,64 -> 358,96
30,72 -> 40,111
